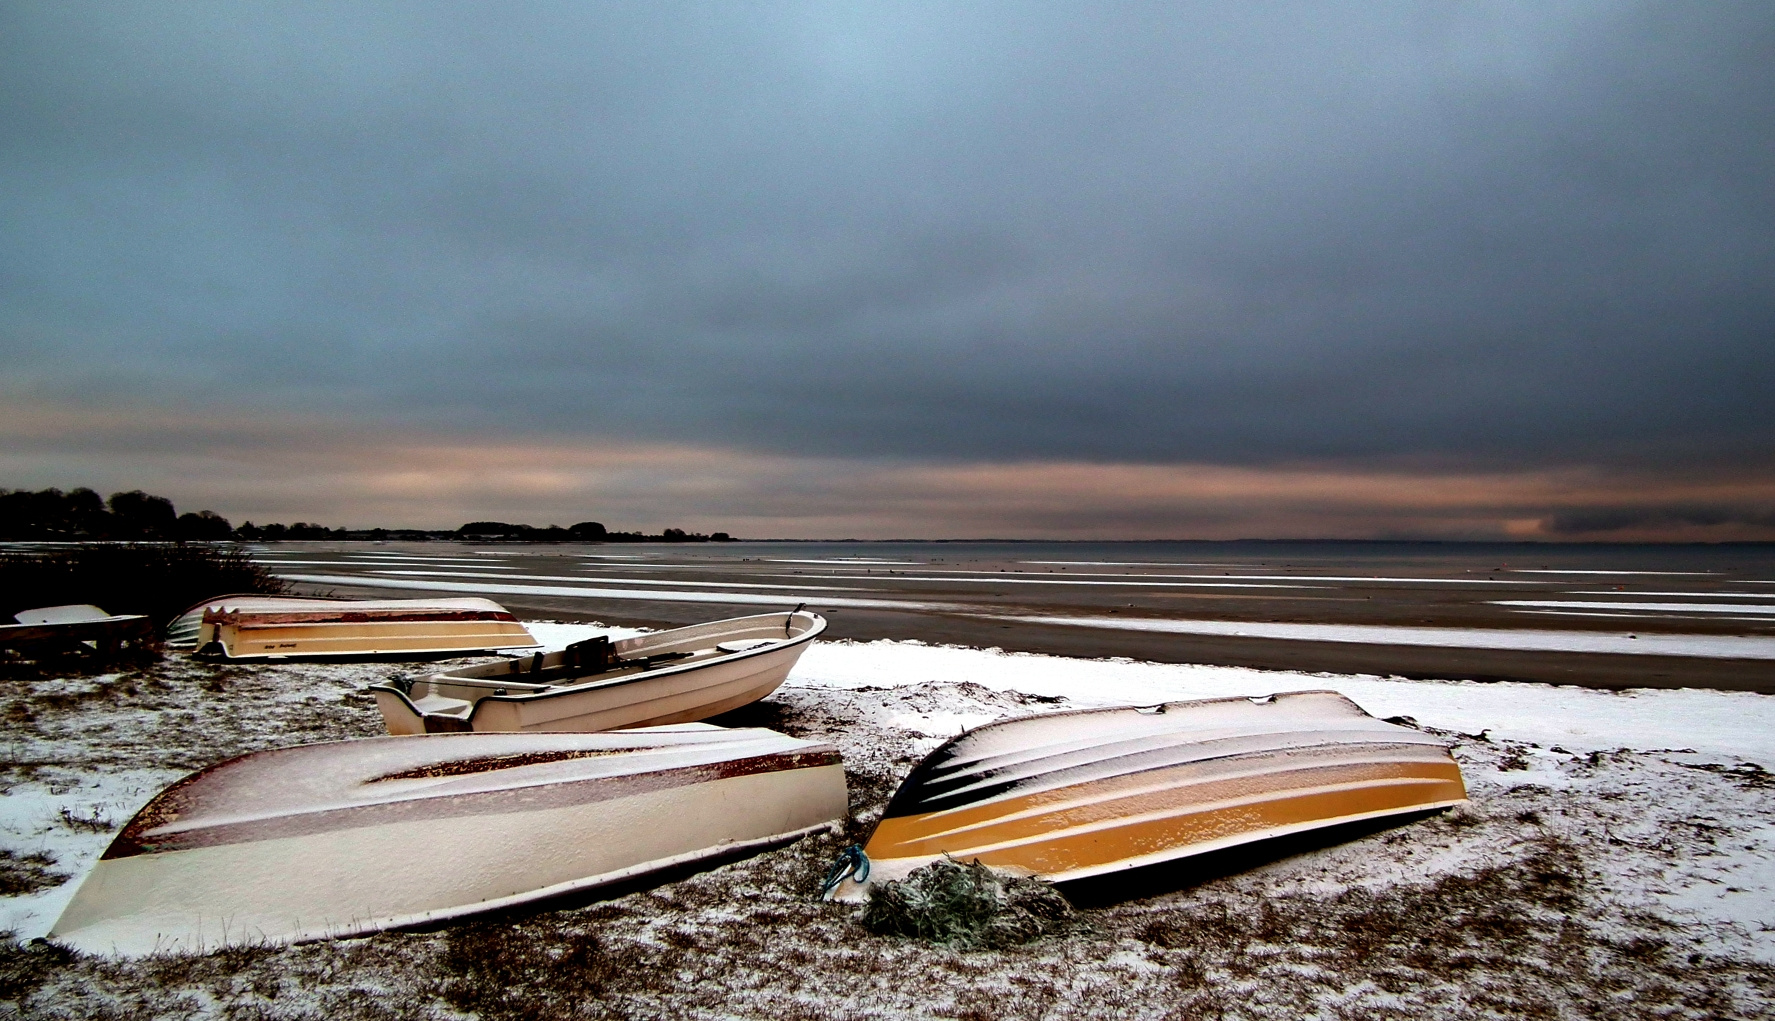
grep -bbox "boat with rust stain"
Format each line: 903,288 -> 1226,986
51,725 -> 846,955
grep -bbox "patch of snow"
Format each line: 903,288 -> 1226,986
881,711 -> 1001,739
1568,590 -> 1775,599
773,573 -> 1321,589
768,559 -> 917,565
990,613 -> 1775,660
1496,599 -> 1775,616
786,638 -> 1775,760
1512,569 -> 1715,576
521,620 -> 649,650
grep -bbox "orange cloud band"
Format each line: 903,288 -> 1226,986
3,402 -> 1772,540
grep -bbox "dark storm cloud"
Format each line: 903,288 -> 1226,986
1546,505 -> 1775,538
3,1 -> 1771,467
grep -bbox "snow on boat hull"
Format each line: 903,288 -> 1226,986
51,727 -> 846,956
168,595 -> 540,659
371,610 -> 825,735
829,690 -> 1464,901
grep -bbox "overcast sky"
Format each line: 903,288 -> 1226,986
3,2 -> 1771,539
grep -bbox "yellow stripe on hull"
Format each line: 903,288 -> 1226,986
867,766 -> 1464,880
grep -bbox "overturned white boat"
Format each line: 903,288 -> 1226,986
51,726 -> 846,956
827,690 -> 1465,900
371,609 -> 826,735
166,595 -> 540,659
0,604 -> 153,659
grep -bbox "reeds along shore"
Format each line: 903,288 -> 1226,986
0,545 -> 284,630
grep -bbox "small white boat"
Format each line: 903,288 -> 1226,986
166,595 -> 540,659
0,604 -> 153,659
827,690 -> 1466,900
51,726 -> 846,956
371,609 -> 826,735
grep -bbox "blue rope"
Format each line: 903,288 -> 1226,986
821,845 -> 870,897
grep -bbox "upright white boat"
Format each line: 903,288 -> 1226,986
51,726 -> 847,956
371,609 -> 826,735
166,595 -> 540,659
827,690 -> 1466,900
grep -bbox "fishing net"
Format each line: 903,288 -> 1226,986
859,858 -> 1075,949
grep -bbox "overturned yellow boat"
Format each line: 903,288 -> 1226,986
52,726 -> 846,956
167,595 -> 540,659
828,690 -> 1465,900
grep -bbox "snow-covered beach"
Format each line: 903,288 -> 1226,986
3,624 -> 1773,1018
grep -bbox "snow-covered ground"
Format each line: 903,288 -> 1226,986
2,624 -> 1772,1019
799,638 -> 1775,962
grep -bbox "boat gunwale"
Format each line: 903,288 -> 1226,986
918,721 -> 1457,783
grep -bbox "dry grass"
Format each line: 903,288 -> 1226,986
0,852 -> 64,899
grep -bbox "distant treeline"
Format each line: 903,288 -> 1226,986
0,488 -> 235,541
456,522 -> 733,543
0,488 -> 737,543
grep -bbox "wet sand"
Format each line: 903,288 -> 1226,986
260,540 -> 1775,693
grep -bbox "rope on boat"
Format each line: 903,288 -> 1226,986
787,602 -> 806,636
821,844 -> 870,897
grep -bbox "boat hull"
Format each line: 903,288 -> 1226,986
50,728 -> 846,956
830,690 -> 1465,900
373,611 -> 825,735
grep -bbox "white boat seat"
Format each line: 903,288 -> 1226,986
411,694 -> 474,718
716,639 -> 777,653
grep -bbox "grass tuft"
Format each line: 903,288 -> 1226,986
57,806 -> 113,833
0,850 -> 66,897
860,858 -> 1076,949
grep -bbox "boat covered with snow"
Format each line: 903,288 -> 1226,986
51,725 -> 846,956
370,609 -> 826,735
167,594 -> 540,659
826,690 -> 1466,900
